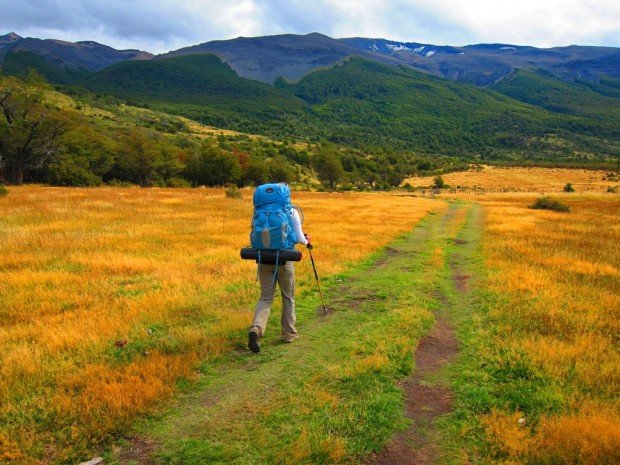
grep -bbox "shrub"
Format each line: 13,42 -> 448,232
108,179 -> 135,187
48,161 -> 102,187
563,183 -> 575,193
529,197 -> 570,213
0,184 -> 8,197
433,175 -> 446,189
166,177 -> 191,188
225,185 -> 242,199
606,186 -> 618,193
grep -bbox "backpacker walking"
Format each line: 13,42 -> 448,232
247,183 -> 311,353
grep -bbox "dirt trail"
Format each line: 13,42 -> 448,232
365,314 -> 458,465
365,203 -> 472,465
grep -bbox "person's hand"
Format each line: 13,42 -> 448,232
304,233 -> 313,249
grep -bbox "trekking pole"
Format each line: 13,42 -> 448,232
307,244 -> 328,315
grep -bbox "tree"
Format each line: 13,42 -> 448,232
268,156 -> 295,183
47,124 -> 115,186
433,175 -> 446,189
184,141 -> 242,186
116,129 -> 161,187
314,147 -> 345,190
0,73 -> 73,184
243,158 -> 269,186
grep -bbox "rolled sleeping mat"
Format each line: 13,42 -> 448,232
240,247 -> 302,264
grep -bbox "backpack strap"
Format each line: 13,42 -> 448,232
256,249 -> 262,281
272,250 -> 280,286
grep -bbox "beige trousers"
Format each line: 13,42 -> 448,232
250,261 -> 299,341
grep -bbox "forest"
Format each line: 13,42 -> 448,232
1,53 -> 619,189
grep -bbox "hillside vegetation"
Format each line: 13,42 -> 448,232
3,71 -> 437,188
490,69 -> 620,126
80,55 -> 619,165
2,53 -> 619,189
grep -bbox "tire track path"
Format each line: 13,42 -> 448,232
366,202 -> 476,465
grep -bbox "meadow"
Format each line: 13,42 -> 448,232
1,178 -> 619,464
0,187 -> 438,463
405,166 -> 618,192
469,192 -> 620,463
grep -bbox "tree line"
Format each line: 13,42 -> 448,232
2,73 -> 471,190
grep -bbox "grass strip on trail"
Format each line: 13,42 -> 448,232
109,201 -> 481,465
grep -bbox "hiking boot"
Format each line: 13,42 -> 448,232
282,334 -> 299,343
248,331 -> 260,353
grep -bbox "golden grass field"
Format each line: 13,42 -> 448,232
477,192 -> 620,463
0,187 -> 439,463
1,172 -> 618,464
405,165 -> 618,192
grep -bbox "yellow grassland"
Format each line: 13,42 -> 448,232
405,165 -> 618,192
479,193 -> 620,463
0,187 -> 441,461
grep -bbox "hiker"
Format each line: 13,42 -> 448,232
247,183 -> 311,353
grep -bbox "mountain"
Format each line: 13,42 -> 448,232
340,38 -> 620,86
490,69 -> 620,125
2,32 -> 617,165
157,32 -> 406,84
81,54 -> 619,162
0,32 -> 21,46
0,32 -> 153,83
2,31 -> 617,89
81,54 -> 305,131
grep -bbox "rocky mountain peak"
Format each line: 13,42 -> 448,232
0,32 -> 22,45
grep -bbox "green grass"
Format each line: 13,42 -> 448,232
433,202 -> 584,463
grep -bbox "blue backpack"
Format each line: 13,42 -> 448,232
250,183 -> 297,251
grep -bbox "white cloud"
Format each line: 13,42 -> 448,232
0,0 -> 618,53
408,0 -> 620,46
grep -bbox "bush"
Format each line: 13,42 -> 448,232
108,179 -> 135,187
563,183 -> 575,192
48,161 -> 102,187
433,175 -> 446,189
0,184 -> 8,197
167,177 -> 191,188
529,197 -> 570,213
606,186 -> 618,193
225,185 -> 242,199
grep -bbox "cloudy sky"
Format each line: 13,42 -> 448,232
2,0 -> 619,54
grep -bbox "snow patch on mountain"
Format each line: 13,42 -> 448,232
386,43 -> 413,52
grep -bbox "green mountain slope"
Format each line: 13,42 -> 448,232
81,54 -> 306,132
0,50 -> 91,84
79,54 -> 618,162
490,69 -> 620,127
278,57 -> 617,158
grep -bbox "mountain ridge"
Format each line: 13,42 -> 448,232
0,32 -> 153,76
2,31 -> 617,87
